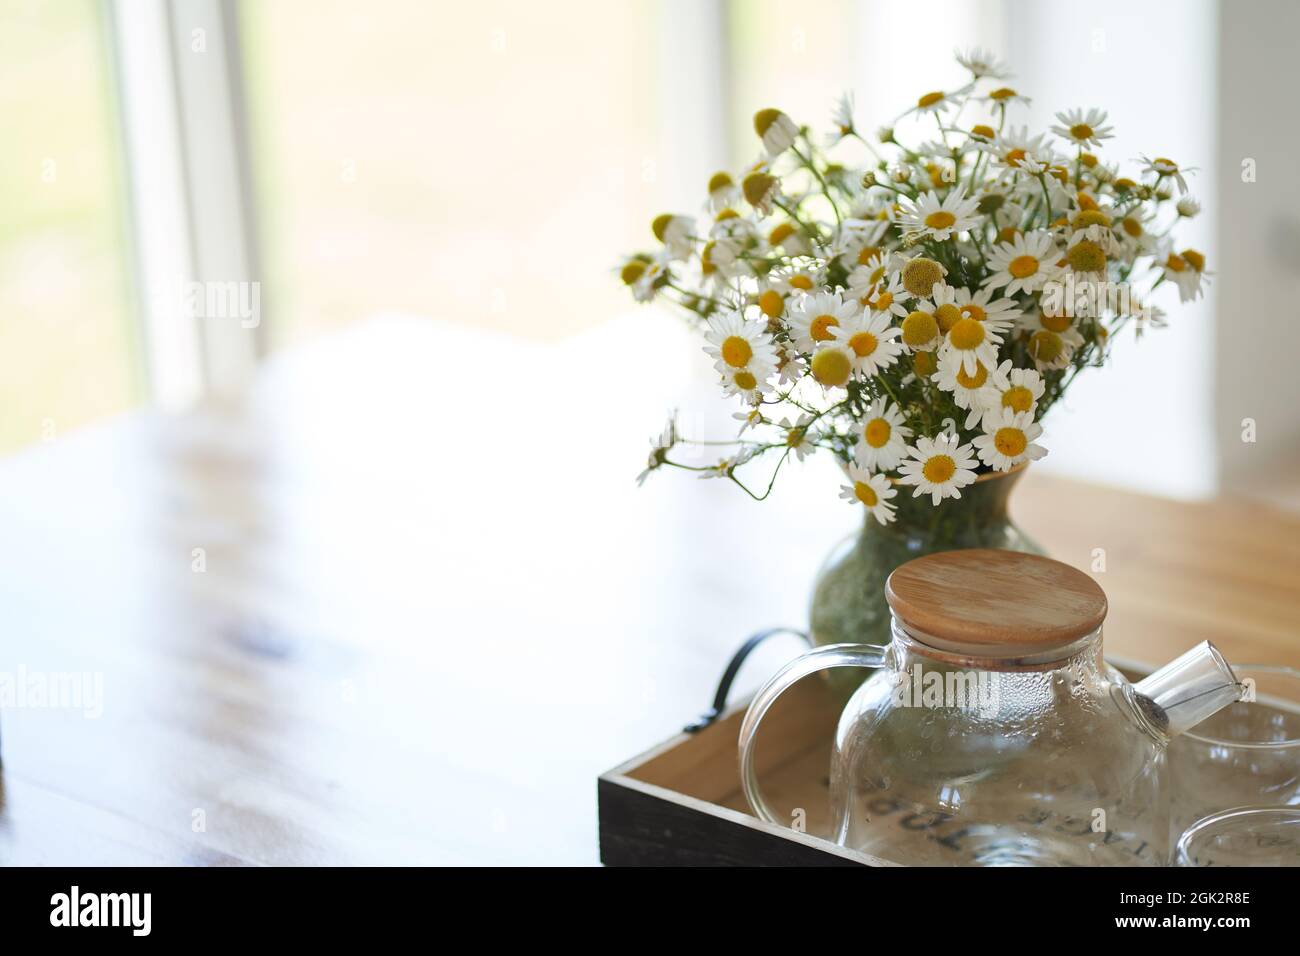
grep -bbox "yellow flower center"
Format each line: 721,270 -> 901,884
1165,253 -> 1187,273
971,124 -> 995,139
715,208 -> 739,222
758,289 -> 784,318
995,427 -> 1028,458
1002,385 -> 1035,413
1077,192 -> 1099,211
721,335 -> 753,368
989,87 -> 1017,101
742,171 -> 777,206
848,331 -> 878,357
949,317 -> 985,350
1029,330 -> 1064,362
956,363 -> 988,389
1072,209 -> 1112,229
1069,123 -> 1094,140
917,91 -> 945,108
733,370 -> 757,391
768,222 -> 796,245
1114,177 -> 1136,190
785,427 -> 805,447
789,274 -> 814,290
1182,249 -> 1206,272
865,418 -> 891,448
621,261 -> 647,285
811,348 -> 851,387
922,455 -> 956,484
854,481 -> 879,507
913,350 -> 938,376
901,257 -> 944,297
901,310 -> 938,347
1008,255 -> 1039,279
960,303 -> 987,323
1122,217 -> 1143,238
1154,157 -> 1177,171
1067,239 -> 1107,273
701,242 -> 717,275
1040,311 -> 1071,333
934,303 -> 962,333
1003,147 -> 1026,166
809,314 -> 839,341
924,210 -> 957,230
1081,152 -> 1098,168
856,246 -> 881,266
753,108 -> 783,137
998,226 -> 1020,244
708,171 -> 733,193
870,290 -> 894,312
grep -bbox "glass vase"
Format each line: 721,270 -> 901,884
809,465 -> 1043,693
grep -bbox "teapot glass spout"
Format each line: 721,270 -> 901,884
1125,640 -> 1244,742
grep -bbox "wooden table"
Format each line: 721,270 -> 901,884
1,315 -> 1297,865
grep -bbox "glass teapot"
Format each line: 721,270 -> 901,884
739,549 -> 1243,866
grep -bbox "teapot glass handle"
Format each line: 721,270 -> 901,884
738,643 -> 887,826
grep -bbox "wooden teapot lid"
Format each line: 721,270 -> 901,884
885,549 -> 1108,660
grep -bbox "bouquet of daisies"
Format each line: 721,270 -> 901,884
624,48 -> 1207,524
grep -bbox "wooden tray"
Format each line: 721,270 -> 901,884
598,654 -> 1155,867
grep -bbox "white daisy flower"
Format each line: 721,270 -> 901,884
774,344 -> 804,385
981,126 -> 1053,175
838,462 -> 898,525
909,89 -> 961,118
631,256 -> 669,303
827,91 -> 856,144
707,172 -> 740,212
955,47 -> 1011,79
933,357 -> 1005,418
699,445 -> 757,480
937,307 -> 1006,377
1159,245 -> 1210,302
1063,224 -> 1113,278
733,406 -> 764,434
741,168 -> 782,215
720,363 -> 774,403
973,408 -> 1048,472
765,219 -> 811,257
899,301 -> 942,353
984,86 -> 1032,109
787,290 -> 859,352
651,214 -> 695,260
1176,196 -> 1202,218
974,362 -> 1045,427
637,413 -> 679,485
830,310 -> 904,377
897,434 -> 980,505
809,342 -> 856,389
769,267 -> 821,298
946,284 -> 1023,329
897,186 -> 981,241
1138,155 -> 1198,195
780,415 -> 817,461
983,230 -> 1060,295
854,398 -> 912,471
754,108 -> 799,157
703,310 -> 778,376
1051,108 -> 1114,148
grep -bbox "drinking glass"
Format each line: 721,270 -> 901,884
1175,807 -> 1300,866
1167,664 -> 1300,842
